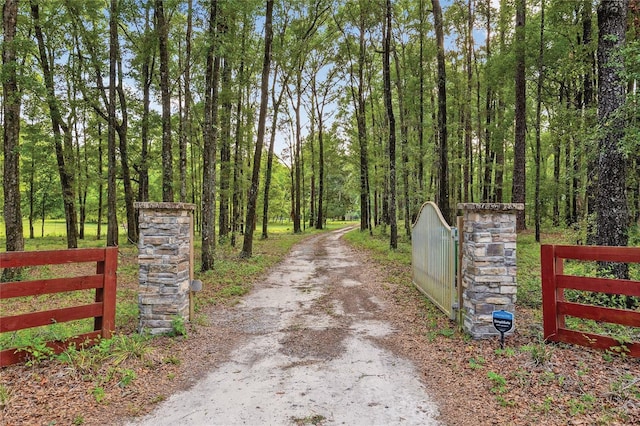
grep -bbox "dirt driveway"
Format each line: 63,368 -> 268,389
131,227 -> 440,425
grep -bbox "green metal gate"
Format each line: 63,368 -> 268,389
411,202 -> 458,320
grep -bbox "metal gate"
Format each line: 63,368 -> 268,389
411,202 -> 458,320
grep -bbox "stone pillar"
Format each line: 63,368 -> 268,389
135,202 -> 195,335
457,203 -> 524,339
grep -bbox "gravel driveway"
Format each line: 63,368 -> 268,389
131,227 -> 440,425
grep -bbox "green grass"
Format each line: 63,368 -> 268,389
343,224 -> 413,266
516,232 -> 545,309
0,320 -> 95,353
0,219 -> 112,244
0,218 -> 357,244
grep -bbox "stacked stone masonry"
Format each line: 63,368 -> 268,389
135,202 -> 195,335
457,203 -> 524,339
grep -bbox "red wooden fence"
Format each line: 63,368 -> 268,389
0,247 -> 117,367
541,244 -> 640,357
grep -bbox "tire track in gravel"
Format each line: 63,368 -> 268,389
131,227 -> 440,425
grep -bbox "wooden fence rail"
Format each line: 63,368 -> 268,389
0,247 -> 117,367
541,244 -> 640,357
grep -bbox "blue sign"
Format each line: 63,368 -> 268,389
492,310 -> 514,334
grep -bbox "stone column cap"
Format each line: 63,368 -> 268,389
135,202 -> 196,211
457,203 -> 524,212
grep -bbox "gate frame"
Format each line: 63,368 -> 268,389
411,201 -> 460,320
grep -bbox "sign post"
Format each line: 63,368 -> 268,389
492,310 -> 514,349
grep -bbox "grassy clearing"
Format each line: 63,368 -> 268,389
343,224 -> 413,266
0,219 -> 113,246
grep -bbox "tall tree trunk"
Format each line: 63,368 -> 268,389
69,0 -> 131,244
493,97 -> 505,203
432,0 -> 449,223
293,85 -> 303,234
357,12 -> 371,233
309,93 -> 317,230
201,0 -> 220,271
218,10 -> 230,240
565,114 -> 572,225
262,70 -> 286,239
308,113 -> 317,228
2,0 -> 24,281
572,143 -> 580,225
241,0 -> 273,258
156,0 -> 173,202
28,154 -> 35,240
28,151 -> 36,240
313,79 -> 324,231
535,0 -> 545,242
74,108 -> 86,240
310,63 -> 337,231
393,49 -> 411,237
81,122 -> 88,239
290,161 -> 295,227
116,46 -> 137,243
31,1 -> 79,249
231,89 -> 244,244
418,0 -> 425,197
106,0 -> 119,246
378,93 -> 390,227
94,123 -> 102,241
482,0 -> 493,203
463,0 -> 474,203
231,21 -> 248,247
315,120 -> 324,230
219,55 -> 232,241
384,0 -> 397,249
596,0 -> 629,279
429,78 -> 438,198
179,0 -> 193,203
584,0 -> 597,244
455,86 -> 464,206
139,3 -> 154,203
190,129 -> 201,228
513,0 -> 526,230
553,95 -> 561,227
